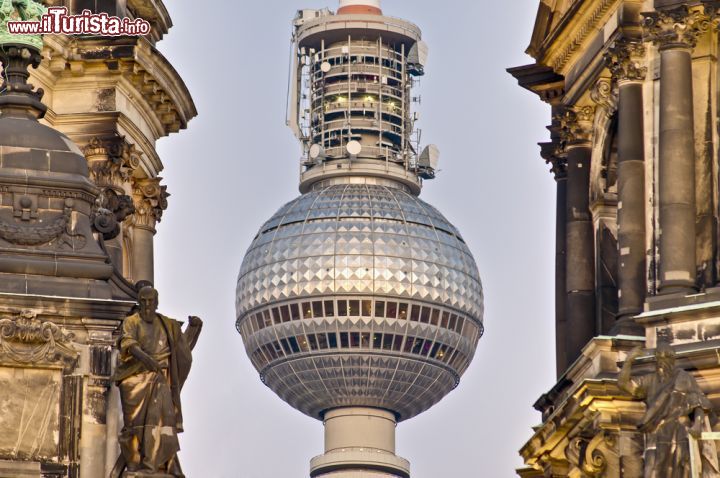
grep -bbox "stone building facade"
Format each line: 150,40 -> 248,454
510,0 -> 720,476
0,1 -> 195,477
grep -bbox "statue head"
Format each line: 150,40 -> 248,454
138,286 -> 159,323
656,341 -> 676,376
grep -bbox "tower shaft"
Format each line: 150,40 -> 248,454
311,408 -> 409,478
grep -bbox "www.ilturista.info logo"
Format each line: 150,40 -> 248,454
7,7 -> 151,36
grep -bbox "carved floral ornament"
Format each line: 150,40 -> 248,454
605,40 -> 647,83
84,137 -> 142,187
131,177 -> 169,228
0,310 -> 78,371
557,105 -> 596,145
643,6 -> 711,49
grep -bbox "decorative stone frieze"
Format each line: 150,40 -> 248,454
605,40 -> 647,83
0,311 -> 78,371
643,6 -> 710,50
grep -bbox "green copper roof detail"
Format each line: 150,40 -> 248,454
0,0 -> 47,51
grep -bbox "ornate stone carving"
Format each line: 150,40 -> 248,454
566,431 -> 615,477
131,178 -> 169,229
0,311 -> 78,371
91,188 -> 136,240
590,78 -> 618,118
539,140 -> 567,179
84,137 -> 142,187
558,106 -> 596,145
643,6 -> 710,50
0,199 -> 86,248
605,40 -> 647,83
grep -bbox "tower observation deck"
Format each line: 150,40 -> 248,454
236,2 -> 484,477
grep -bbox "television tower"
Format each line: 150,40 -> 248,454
236,1 -> 484,476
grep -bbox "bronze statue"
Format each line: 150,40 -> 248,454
112,286 -> 202,477
619,343 -> 719,477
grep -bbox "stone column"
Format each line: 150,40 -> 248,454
561,106 -> 596,364
607,40 -> 647,333
541,116 -> 568,377
644,7 -> 707,294
129,178 -> 168,284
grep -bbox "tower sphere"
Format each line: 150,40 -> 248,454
235,1 -> 484,475
236,179 -> 483,420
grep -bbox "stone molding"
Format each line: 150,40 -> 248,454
38,35 -> 196,139
643,6 -> 710,50
0,311 -> 78,372
605,39 -> 647,84
546,0 -> 620,73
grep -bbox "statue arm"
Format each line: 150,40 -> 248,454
691,407 -> 706,439
184,316 -> 203,351
120,316 -> 161,372
128,344 -> 162,372
618,346 -> 644,397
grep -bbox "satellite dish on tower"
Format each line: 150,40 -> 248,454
418,144 -> 440,179
321,61 -> 331,73
408,41 -> 429,76
309,144 -> 326,163
346,140 -> 362,158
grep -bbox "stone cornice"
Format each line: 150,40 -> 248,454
127,0 -> 172,43
520,378 -> 645,467
539,0 -> 621,75
36,35 -> 196,138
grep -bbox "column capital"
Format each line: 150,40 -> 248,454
606,39 -> 647,84
643,6 -> 710,50
130,177 -> 169,231
84,136 -> 142,189
540,141 -> 568,180
557,106 -> 595,147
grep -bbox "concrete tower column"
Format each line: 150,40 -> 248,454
311,408 -> 409,478
561,106 -> 596,364
645,7 -> 707,294
607,39 -> 647,333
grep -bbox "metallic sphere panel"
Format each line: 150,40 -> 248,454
236,183 -> 483,420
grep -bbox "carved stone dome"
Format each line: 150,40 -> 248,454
0,45 -> 113,297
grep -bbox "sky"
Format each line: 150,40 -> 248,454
152,1 -> 556,477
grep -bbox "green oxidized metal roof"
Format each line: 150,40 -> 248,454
0,0 -> 46,51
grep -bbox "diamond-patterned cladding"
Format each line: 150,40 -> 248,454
236,183 -> 483,421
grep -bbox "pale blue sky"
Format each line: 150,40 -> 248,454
153,1 -> 555,476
